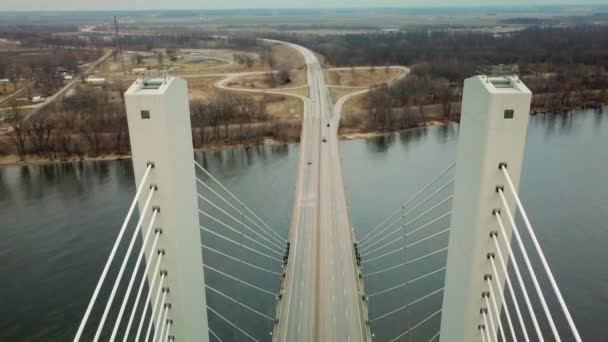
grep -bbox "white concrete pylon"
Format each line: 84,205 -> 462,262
125,76 -> 209,341
440,75 -> 532,342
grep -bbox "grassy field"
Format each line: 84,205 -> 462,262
271,44 -> 306,70
325,67 -> 401,87
226,70 -> 307,89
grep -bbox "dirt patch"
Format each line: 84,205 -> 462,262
325,67 -> 400,87
186,76 -> 224,101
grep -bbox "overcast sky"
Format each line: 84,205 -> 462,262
1,0 -> 604,11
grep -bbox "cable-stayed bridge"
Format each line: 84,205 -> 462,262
72,41 -> 582,342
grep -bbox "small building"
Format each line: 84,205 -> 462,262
32,96 -> 46,103
191,56 -> 205,64
64,75 -> 73,81
86,77 -> 106,85
0,79 -> 9,84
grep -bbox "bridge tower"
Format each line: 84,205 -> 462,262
440,75 -> 532,342
125,76 -> 209,341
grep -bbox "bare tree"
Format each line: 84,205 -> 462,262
110,106 -> 128,154
26,114 -> 54,158
7,64 -> 21,91
131,53 -> 145,65
276,67 -> 292,85
165,48 -> 178,62
190,98 -> 208,145
5,102 -> 28,159
234,95 -> 264,141
53,111 -> 79,157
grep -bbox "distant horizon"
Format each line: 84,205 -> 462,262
1,2 -> 607,13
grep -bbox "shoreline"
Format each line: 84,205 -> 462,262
0,137 -> 288,167
1,107 -> 604,168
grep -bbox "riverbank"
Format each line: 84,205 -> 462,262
1,107 -> 604,167
0,137 -> 288,167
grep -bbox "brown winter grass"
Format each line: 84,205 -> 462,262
325,68 -> 400,87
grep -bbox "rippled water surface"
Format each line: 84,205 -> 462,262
0,109 -> 606,341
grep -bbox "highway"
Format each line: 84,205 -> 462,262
271,40 -> 369,342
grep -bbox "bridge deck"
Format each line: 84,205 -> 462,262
274,41 -> 368,342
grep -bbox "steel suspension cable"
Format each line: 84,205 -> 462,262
389,308 -> 442,342
482,312 -> 493,342
196,177 -> 285,247
428,331 -> 440,342
501,166 -> 582,342
406,228 -> 451,249
487,267 -> 516,342
110,211 -> 159,341
126,250 -> 163,342
498,190 -> 561,342
197,193 -> 284,251
137,273 -> 165,341
145,287 -> 167,342
362,228 -> 450,264
209,327 -> 223,342
494,212 -> 543,341
368,267 -> 446,298
361,210 -> 452,257
369,287 -> 444,323
359,161 -> 455,244
155,304 -> 169,342
93,189 -> 157,341
203,264 -> 277,297
194,160 -> 285,242
207,306 -> 259,342
483,296 -> 498,342
491,237 -> 529,342
486,279 -> 508,342
201,243 -> 281,275
74,163 -> 153,342
361,181 -> 454,249
205,284 -> 274,321
363,246 -> 448,277
198,209 -> 282,255
200,226 -> 282,263
163,321 -> 172,342
480,326 -> 487,342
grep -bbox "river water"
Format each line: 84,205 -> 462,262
0,109 -> 606,341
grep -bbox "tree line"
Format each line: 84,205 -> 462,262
0,88 -> 298,161
266,26 -> 608,82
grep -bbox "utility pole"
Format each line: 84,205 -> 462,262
114,16 -> 126,75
